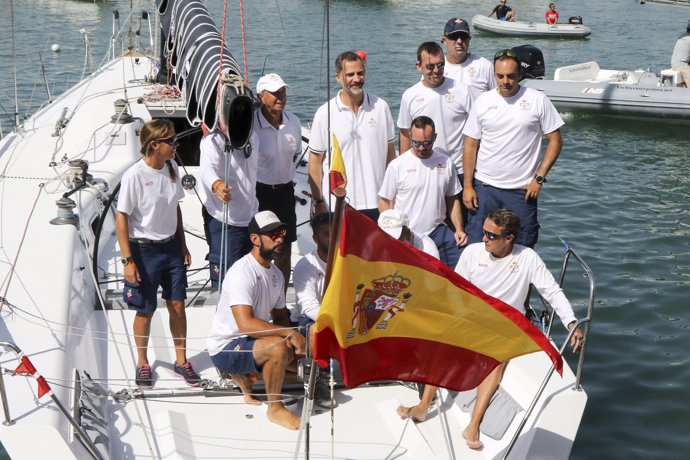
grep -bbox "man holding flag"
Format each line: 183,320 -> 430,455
308,50 -> 396,221
397,208 -> 583,450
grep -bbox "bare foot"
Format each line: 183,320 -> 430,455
267,404 -> 301,430
396,404 -> 428,423
462,428 -> 484,450
243,394 -> 262,406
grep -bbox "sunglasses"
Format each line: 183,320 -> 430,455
446,32 -> 469,42
410,139 -> 434,148
155,135 -> 179,145
423,61 -> 445,71
494,49 -> 518,62
263,228 -> 287,241
483,229 -> 509,240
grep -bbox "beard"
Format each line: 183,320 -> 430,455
259,239 -> 283,261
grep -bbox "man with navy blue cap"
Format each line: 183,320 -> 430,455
441,17 -> 496,93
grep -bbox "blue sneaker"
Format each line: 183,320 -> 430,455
135,364 -> 154,388
174,362 -> 201,387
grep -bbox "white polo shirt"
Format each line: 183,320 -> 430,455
293,250 -> 327,322
254,109 -> 302,185
207,253 -> 286,356
378,149 -> 461,235
309,91 -> 395,210
117,160 -> 184,240
397,77 -> 473,171
464,86 -> 564,189
200,130 -> 259,226
444,53 -> 497,94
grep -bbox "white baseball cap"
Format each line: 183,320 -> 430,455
378,209 -> 409,239
248,210 -> 287,234
256,73 -> 288,93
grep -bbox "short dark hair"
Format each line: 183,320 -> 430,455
417,41 -> 443,63
310,212 -> 332,232
410,115 -> 435,132
487,208 -> 521,238
335,51 -> 364,74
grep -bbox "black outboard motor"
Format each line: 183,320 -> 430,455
511,45 -> 545,80
569,16 -> 583,24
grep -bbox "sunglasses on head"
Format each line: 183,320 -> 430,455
494,49 -> 518,62
423,61 -> 445,71
483,229 -> 509,241
155,135 -> 179,145
263,228 -> 287,241
410,139 -> 434,148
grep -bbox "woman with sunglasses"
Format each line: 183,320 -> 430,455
116,118 -> 200,388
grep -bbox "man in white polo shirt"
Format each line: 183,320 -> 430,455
379,115 -> 467,268
441,17 -> 496,94
253,73 -> 302,291
398,41 -> 474,175
308,50 -> 396,221
462,49 -> 564,248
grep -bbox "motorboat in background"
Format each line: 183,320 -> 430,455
514,46 -> 690,122
471,14 -> 591,39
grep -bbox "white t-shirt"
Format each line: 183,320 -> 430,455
413,232 -> 440,259
464,86 -> 564,189
309,91 -> 395,210
200,130 -> 259,226
397,77 -> 473,171
378,149 -> 461,235
455,243 -> 576,328
293,250 -> 327,321
254,109 -> 302,185
117,160 -> 184,240
671,33 -> 690,67
444,53 -> 497,94
206,253 -> 286,356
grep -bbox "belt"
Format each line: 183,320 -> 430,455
257,181 -> 294,190
130,235 -> 175,244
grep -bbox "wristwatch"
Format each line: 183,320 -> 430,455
121,256 -> 133,266
535,174 -> 547,185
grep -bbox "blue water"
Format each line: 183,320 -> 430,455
1,0 -> 690,458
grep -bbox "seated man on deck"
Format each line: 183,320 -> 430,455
207,210 -> 306,430
397,208 -> 583,450
545,3 -> 559,24
671,22 -> 690,88
488,0 -> 516,21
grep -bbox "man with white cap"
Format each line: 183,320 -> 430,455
254,73 -> 302,291
441,17 -> 496,94
377,209 -> 439,259
207,210 -> 305,430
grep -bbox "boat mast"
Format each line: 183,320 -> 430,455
10,0 -> 20,129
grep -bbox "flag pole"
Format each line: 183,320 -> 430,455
323,186 -> 347,292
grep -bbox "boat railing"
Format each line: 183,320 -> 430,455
503,240 -> 594,459
0,341 -> 105,460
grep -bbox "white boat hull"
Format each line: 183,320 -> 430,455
471,14 -> 591,38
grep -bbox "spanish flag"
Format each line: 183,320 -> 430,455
328,133 -> 347,193
313,206 -> 563,391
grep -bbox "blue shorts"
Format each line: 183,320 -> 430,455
202,209 -> 252,287
464,180 -> 539,248
429,223 -> 462,269
297,314 -> 315,337
210,336 -> 259,375
256,182 -> 297,243
123,237 -> 187,314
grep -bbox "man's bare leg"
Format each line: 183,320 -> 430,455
230,373 -> 261,405
462,362 -> 507,450
397,384 -> 437,422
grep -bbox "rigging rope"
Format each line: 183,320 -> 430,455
239,0 -> 249,85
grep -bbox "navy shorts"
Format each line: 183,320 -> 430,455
210,336 -> 259,375
429,223 -> 462,269
256,182 -> 297,243
297,314 -> 315,337
202,208 -> 252,287
123,237 -> 187,314
464,180 -> 539,248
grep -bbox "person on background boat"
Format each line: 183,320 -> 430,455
671,22 -> 690,88
253,73 -> 302,293
397,41 -> 475,176
398,207 -> 583,451
462,49 -> 564,249
441,17 -> 496,93
378,208 -> 440,259
379,116 -> 467,268
207,210 -> 306,430
545,3 -> 559,24
488,0 -> 515,21
199,128 -> 259,288
116,119 -> 201,388
308,50 -> 396,222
